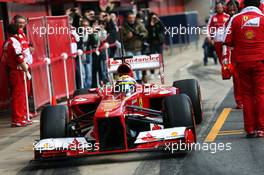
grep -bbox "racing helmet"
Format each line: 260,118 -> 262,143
114,75 -> 137,96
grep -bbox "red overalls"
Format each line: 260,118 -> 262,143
207,12 -> 230,63
223,15 -> 243,108
2,35 -> 28,126
17,29 -> 32,96
224,6 -> 264,134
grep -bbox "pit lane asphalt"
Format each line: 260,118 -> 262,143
3,43 -> 263,175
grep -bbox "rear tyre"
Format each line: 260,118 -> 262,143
173,79 -> 203,124
40,105 -> 68,139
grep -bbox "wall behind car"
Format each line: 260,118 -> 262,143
148,0 -> 185,16
7,2 -> 49,21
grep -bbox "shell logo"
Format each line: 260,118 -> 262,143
44,143 -> 49,149
171,132 -> 178,137
245,30 -> 255,40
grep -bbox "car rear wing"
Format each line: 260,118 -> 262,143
107,54 -> 165,84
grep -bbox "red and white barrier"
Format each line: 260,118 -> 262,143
27,17 -> 51,111
0,20 -> 9,110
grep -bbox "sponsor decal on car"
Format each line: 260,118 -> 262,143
150,124 -> 164,130
171,132 -> 178,137
135,127 -> 186,144
74,97 -> 88,102
101,100 -> 121,112
139,97 -> 143,107
141,132 -> 157,142
108,54 -> 162,73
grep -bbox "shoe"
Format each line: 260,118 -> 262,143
29,112 -> 38,119
24,115 -> 33,125
257,131 -> 264,138
11,120 -> 28,127
26,118 -> 33,125
246,131 -> 256,138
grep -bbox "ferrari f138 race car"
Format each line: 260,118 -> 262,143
34,54 -> 203,160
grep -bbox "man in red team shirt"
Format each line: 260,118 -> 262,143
224,0 -> 264,137
1,24 -> 32,127
239,0 -> 264,12
13,15 -> 33,89
222,0 -> 243,109
13,15 -> 37,118
207,2 -> 230,64
13,15 -> 33,67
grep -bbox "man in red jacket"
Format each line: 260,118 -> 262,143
207,2 -> 230,63
13,15 -> 33,66
239,0 -> 264,12
1,24 -> 31,127
14,15 -> 33,97
224,0 -> 264,137
222,0 -> 243,109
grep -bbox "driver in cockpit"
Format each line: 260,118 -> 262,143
114,75 -> 137,96
114,63 -> 137,96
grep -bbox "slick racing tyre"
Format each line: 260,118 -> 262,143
173,79 -> 203,124
40,105 -> 67,139
163,94 -> 196,153
163,94 -> 195,131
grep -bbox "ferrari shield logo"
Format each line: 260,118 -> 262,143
243,16 -> 249,21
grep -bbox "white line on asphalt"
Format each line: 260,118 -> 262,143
179,62 -> 193,72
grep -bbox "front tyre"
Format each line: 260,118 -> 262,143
163,94 -> 195,132
40,105 -> 68,139
163,94 -> 196,153
173,79 -> 203,124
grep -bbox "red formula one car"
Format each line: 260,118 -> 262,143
34,54 -> 203,160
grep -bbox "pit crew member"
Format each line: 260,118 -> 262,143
207,2 -> 230,63
2,24 -> 31,127
223,0 -> 264,137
